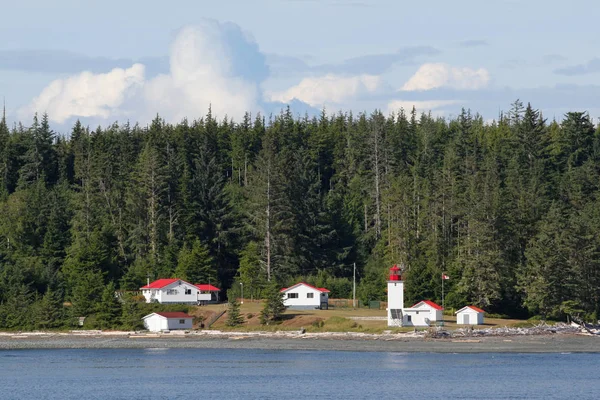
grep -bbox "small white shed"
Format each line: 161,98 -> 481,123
455,306 -> 485,325
280,282 -> 330,310
142,312 -> 194,332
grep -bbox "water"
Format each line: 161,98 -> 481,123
1,349 -> 599,399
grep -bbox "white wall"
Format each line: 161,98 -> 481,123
402,309 -> 432,327
387,281 -> 404,327
143,314 -> 193,332
401,303 -> 443,327
413,302 -> 443,322
142,281 -> 207,304
143,315 -> 169,332
456,310 -> 484,325
283,285 -> 328,309
166,317 -> 193,330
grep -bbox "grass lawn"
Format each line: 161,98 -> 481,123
199,300 -> 528,333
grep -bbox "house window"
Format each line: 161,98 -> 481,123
167,289 -> 178,295
288,293 -> 298,299
407,315 -> 412,322
307,293 -> 314,298
185,288 -> 192,295
179,319 -> 185,324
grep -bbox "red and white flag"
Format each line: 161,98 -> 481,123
442,274 -> 450,280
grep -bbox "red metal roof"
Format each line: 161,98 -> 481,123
465,305 -> 485,313
280,282 -> 330,293
412,300 -> 443,310
140,278 -> 180,289
195,284 -> 221,292
152,312 -> 193,319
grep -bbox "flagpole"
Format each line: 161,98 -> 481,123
441,272 -> 445,327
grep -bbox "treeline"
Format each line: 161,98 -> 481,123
1,101 -> 600,329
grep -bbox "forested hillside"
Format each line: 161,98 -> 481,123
1,101 -> 600,329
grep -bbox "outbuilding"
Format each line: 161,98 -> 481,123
142,312 -> 194,332
455,305 -> 485,325
402,300 -> 444,327
280,282 -> 330,310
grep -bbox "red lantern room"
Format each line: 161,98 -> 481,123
389,264 -> 402,281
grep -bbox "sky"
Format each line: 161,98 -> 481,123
1,0 -> 599,132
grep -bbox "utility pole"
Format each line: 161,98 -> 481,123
353,262 -> 356,309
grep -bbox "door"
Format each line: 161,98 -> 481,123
463,314 -> 470,325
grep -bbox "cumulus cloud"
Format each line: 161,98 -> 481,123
267,74 -> 382,107
401,63 -> 490,91
19,64 -> 145,123
20,20 -> 267,124
387,99 -> 461,115
140,23 -> 263,122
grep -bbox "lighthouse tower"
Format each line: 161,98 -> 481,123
387,264 -> 404,327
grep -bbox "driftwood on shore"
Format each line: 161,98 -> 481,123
426,322 -> 588,338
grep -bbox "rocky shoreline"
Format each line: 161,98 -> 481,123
1,327 -> 599,352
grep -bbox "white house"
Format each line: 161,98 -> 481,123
142,312 -> 194,332
455,305 -> 485,325
280,282 -> 330,310
140,279 -> 220,304
402,300 -> 444,327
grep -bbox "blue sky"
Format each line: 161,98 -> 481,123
1,0 -> 599,131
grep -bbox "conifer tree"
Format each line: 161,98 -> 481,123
96,282 -> 122,329
35,288 -> 64,329
226,298 -> 244,327
260,283 -> 285,324
174,239 -> 216,284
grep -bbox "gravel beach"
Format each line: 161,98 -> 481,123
1,331 -> 599,352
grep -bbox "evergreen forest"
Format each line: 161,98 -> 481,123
1,100 -> 600,329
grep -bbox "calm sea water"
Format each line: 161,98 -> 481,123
1,348 -> 599,399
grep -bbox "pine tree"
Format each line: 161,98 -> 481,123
0,104 -> 9,197
174,239 -> 216,284
520,203 -> 577,318
226,298 -> 244,327
260,283 -> 285,324
35,288 -> 64,329
245,129 -> 293,281
96,282 -> 122,329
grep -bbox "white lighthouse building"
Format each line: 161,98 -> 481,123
387,264 -> 405,327
387,264 -> 444,327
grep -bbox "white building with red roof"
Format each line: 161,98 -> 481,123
280,282 -> 330,310
140,278 -> 221,305
455,305 -> 485,325
142,311 -> 194,332
402,300 -> 444,327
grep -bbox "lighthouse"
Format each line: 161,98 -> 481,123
387,264 -> 404,327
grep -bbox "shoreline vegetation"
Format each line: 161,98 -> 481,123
2,323 -> 599,352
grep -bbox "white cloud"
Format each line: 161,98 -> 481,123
386,99 -> 461,115
267,74 -> 382,107
401,63 -> 490,91
19,21 -> 264,124
140,24 -> 260,122
19,64 -> 144,123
